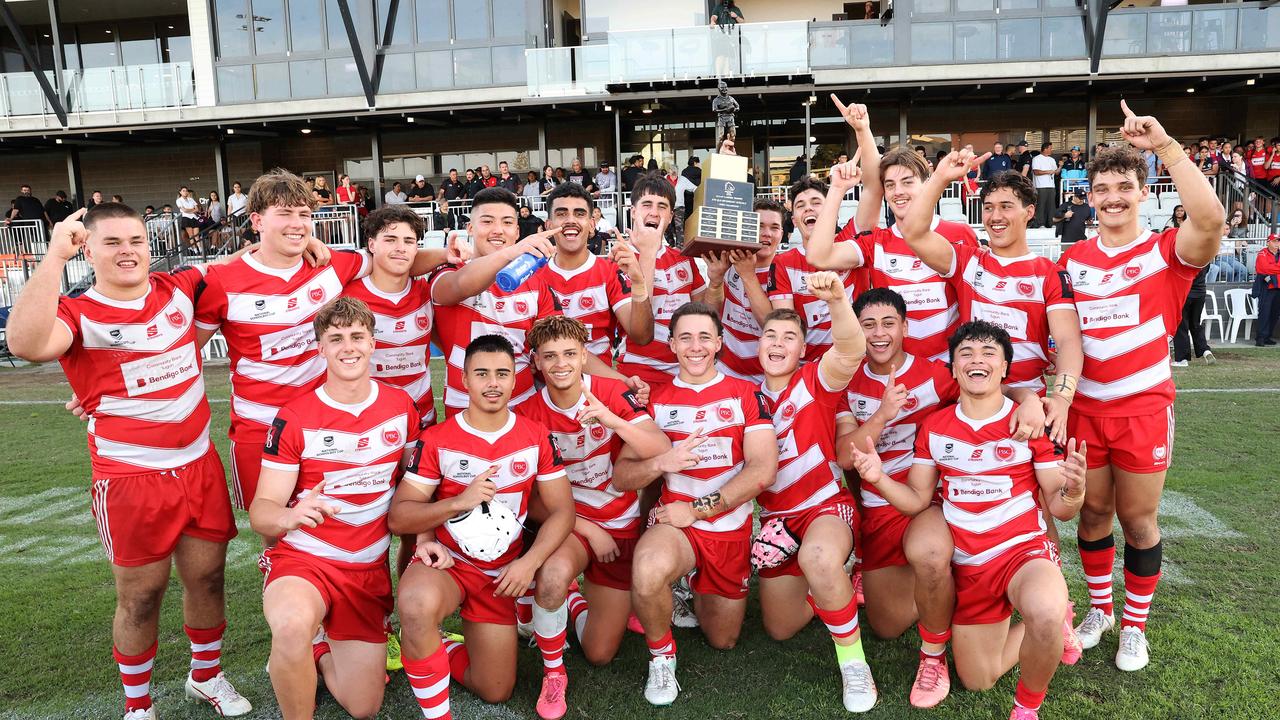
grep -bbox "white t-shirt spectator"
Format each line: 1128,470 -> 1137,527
675,175 -> 698,209
1031,154 -> 1058,189
595,216 -> 615,235
385,190 -> 407,205
227,192 -> 248,216
176,195 -> 198,219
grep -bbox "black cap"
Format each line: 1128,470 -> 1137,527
1073,188 -> 1087,198
1016,139 -> 1028,147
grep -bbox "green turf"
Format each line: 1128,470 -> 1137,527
1,351 -> 1278,719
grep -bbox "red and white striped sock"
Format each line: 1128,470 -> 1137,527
534,601 -> 569,675
567,590 -> 589,640
810,594 -> 860,642
404,646 -> 452,720
114,642 -> 156,713
443,637 -> 469,682
184,622 -> 225,682
1078,534 -> 1116,616
516,593 -> 534,626
1122,541 -> 1162,632
918,622 -> 952,654
646,630 -> 676,659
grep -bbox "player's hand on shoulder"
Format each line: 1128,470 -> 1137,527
1010,398 -> 1046,442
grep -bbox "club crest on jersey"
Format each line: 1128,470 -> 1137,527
1123,264 -> 1141,280
416,314 -> 429,330
780,402 -> 797,421
146,324 -> 158,339
309,286 -> 324,303
945,443 -> 955,453
994,441 -> 1016,462
383,429 -> 401,446
515,300 -> 529,315
590,424 -> 606,441
580,296 -> 595,310
718,405 -> 733,421
1017,281 -> 1035,297
512,459 -> 529,477
166,309 -> 185,328
903,396 -> 918,411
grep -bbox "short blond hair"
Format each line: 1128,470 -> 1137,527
528,315 -> 589,350
313,296 -> 375,339
247,168 -> 315,216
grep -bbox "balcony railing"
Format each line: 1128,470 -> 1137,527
0,62 -> 195,119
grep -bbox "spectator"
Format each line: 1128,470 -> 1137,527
789,154 -> 808,184
440,169 -> 464,201
1197,148 -> 1218,177
1053,187 -> 1091,246
111,194 -> 124,204
592,206 -> 615,236
1269,137 -> 1280,191
594,161 -> 617,199
1061,146 -> 1087,183
620,155 -> 645,192
312,175 -> 333,205
554,166 -> 568,184
517,205 -> 544,239
432,198 -> 456,232
87,190 -> 104,209
863,0 -> 877,18
176,186 -> 200,243
334,174 -> 357,204
1030,141 -> 1059,228
675,168 -> 697,216
914,145 -> 931,169
1142,148 -> 1160,184
161,204 -> 173,214
44,190 -> 73,224
664,164 -> 679,187
480,164 -> 497,189
836,152 -> 850,165
1165,204 -> 1186,230
1012,140 -> 1032,176
6,184 -> 49,225
464,168 -> 484,199
647,158 -> 659,173
1227,208 -> 1249,239
521,171 -> 541,201
1245,137 -> 1270,182
1208,235 -> 1247,283
357,185 -> 375,216
495,161 -> 519,193
207,191 -> 225,224
1171,263 -> 1213,366
566,158 -> 589,186
385,181 -> 408,205
980,142 -> 1012,179
143,205 -> 156,218
711,0 -> 744,26
404,175 -> 431,203
228,181 -> 249,216
538,165 -> 559,195
682,155 -> 702,186
1255,233 -> 1280,346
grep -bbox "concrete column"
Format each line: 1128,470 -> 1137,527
1086,90 -> 1098,160
371,129 -> 384,207
186,0 -> 218,107
65,148 -> 83,208
213,138 -> 230,202
899,101 -> 909,150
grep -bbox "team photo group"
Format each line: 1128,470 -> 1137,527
5,95 -> 1225,720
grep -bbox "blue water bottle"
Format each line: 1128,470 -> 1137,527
495,253 -> 548,292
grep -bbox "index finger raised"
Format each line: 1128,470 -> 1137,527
67,207 -> 88,222
1120,98 -> 1135,118
829,93 -> 849,116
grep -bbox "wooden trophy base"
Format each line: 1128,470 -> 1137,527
680,236 -> 764,259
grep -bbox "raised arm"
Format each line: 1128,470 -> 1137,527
811,271 -> 866,390
431,228 -> 560,306
731,251 -> 775,326
610,234 -> 656,345
6,209 -> 84,362
900,149 -> 986,276
806,158 -> 865,271
833,94 -> 883,234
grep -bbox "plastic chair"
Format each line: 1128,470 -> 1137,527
1159,192 -> 1181,211
1139,197 -> 1160,215
1201,290 -> 1224,340
1225,288 -> 1257,343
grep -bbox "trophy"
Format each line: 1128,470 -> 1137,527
682,82 -> 761,258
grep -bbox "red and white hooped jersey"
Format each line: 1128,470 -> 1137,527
768,245 -> 861,363
757,362 -> 847,517
1058,228 -> 1198,417
405,412 -> 566,573
944,244 -> 1076,393
839,354 -> 958,508
56,269 -> 211,477
616,247 -> 707,381
650,373 -> 773,538
428,265 -> 560,418
716,265 -> 771,383
914,398 -> 1060,568
342,276 -> 436,426
517,375 -> 651,535
195,250 -> 370,440
261,381 -> 420,568
838,216 -> 979,361
542,254 -> 632,365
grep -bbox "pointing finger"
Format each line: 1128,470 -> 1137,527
830,93 -> 848,117
1120,98 -> 1135,119
851,148 -> 862,167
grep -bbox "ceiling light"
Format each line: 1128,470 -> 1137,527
406,116 -> 414,123
168,25 -> 174,29
641,106 -> 652,114
1025,86 -> 1034,94
105,29 -> 112,34
1246,79 -> 1255,86
300,127 -> 312,134
1186,87 -> 1195,93
603,104 -> 611,111
55,138 -> 63,144
226,128 -> 235,135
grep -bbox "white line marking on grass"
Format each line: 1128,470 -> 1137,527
7,496 -> 85,525
0,487 -> 80,516
1177,387 -> 1280,394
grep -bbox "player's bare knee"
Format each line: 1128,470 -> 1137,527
797,541 -> 844,580
397,584 -> 447,626
341,696 -> 383,720
472,676 -> 515,704
1116,512 -> 1159,547
957,665 -> 999,692
118,588 -> 165,625
265,611 -> 316,648
630,563 -> 671,599
582,641 -> 620,667
761,613 -> 798,642
534,559 -> 574,603
706,629 -> 739,650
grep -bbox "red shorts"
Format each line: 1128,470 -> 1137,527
859,505 -> 911,572
265,547 -> 393,643
952,538 -> 1060,626
681,527 -> 750,600
758,499 -> 859,579
1068,406 -> 1174,474
230,432 -> 267,510
444,559 -> 517,626
571,530 -> 639,591
90,449 -> 236,567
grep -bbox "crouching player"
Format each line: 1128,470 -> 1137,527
390,335 -> 575,719
519,316 -> 672,719
614,302 -> 779,706
852,321 -> 1088,720
250,297 -> 422,719
754,272 -> 874,712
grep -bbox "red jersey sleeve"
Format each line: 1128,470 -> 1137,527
942,240 -> 978,282
194,266 -> 228,330
768,261 -> 793,301
689,258 -> 709,297
1029,432 -> 1061,470
54,296 -> 82,348
603,378 -> 649,423
607,259 -> 632,312
931,360 -> 961,405
331,249 -> 372,284
836,220 -> 876,268
912,414 -> 937,466
1044,263 -> 1076,313
167,266 -> 207,299
426,265 -> 459,305
1156,227 -> 1204,278
744,388 -> 774,431
536,426 -> 567,482
261,408 -> 303,470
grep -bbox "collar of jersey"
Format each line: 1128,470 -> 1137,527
1094,229 -> 1154,258
673,372 -> 724,391
86,284 -> 151,310
549,252 -> 596,280
954,395 -> 1012,432
541,374 -> 592,416
244,249 -> 303,281
457,409 -> 516,442
864,353 -> 915,382
986,251 -> 1037,267
890,214 -> 940,239
317,380 -> 379,417
361,274 -> 411,303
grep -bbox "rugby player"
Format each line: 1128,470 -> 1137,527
8,204 -> 251,719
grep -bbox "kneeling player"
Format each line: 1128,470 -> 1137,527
390,335 -> 575,720
614,302 -> 779,706
754,273 -> 874,712
852,321 -> 1088,720
250,297 -> 422,719
835,288 -> 960,709
519,316 -> 671,719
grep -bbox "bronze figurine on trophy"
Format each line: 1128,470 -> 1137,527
682,81 -> 761,258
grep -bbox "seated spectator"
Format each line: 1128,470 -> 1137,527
517,205 -> 544,239
1227,208 -> 1249,239
522,170 -> 541,201
385,181 -> 408,205
592,206 -> 614,236
1164,204 -> 1186,231
432,198 -> 456,232
406,175 -> 434,203
1206,235 -> 1247,283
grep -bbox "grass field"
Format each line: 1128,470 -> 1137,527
1,351 -> 1278,719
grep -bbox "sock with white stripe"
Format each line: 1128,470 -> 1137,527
1122,541 -> 1162,631
404,646 -> 452,720
567,590 -> 589,640
646,630 -> 676,659
1078,534 -> 1116,617
534,601 -> 569,675
114,641 -> 156,713
184,621 -> 225,682
810,594 -> 865,664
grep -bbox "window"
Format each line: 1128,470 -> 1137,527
911,23 -> 953,64
289,0 -> 326,52
252,0 -> 288,55
327,0 -> 349,49
118,24 -> 159,66
453,0 -> 489,41
290,59 -> 327,96
255,62 -> 291,99
215,0 -> 252,59
492,0 -> 527,39
416,50 -> 452,89
217,64 -> 253,102
453,47 -> 492,86
954,21 -> 995,61
79,23 -> 119,68
377,0 -> 414,46
1041,16 -> 1084,58
997,19 -> 1039,60
491,44 -> 524,85
416,0 -> 449,42
326,56 -> 362,95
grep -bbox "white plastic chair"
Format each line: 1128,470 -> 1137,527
939,198 -> 963,216
1225,288 -> 1257,343
1159,192 -> 1181,211
1201,290 -> 1224,340
1139,197 -> 1160,215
